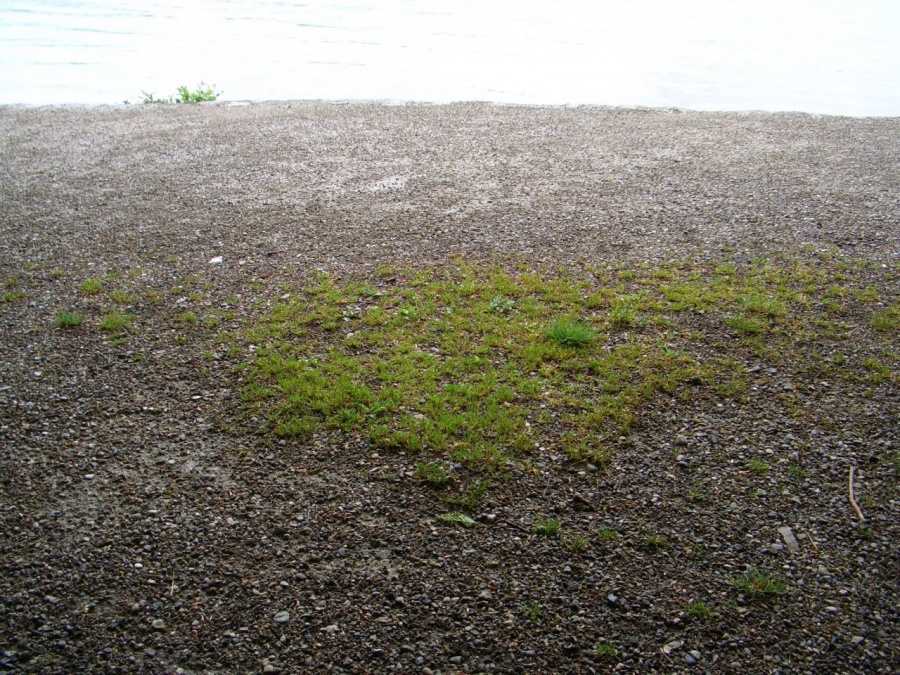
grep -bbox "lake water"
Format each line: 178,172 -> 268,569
1,0 -> 898,115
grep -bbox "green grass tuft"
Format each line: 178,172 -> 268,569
533,518 -> 560,536
81,279 -> 103,295
733,568 -> 787,597
544,318 -> 596,347
53,311 -> 84,328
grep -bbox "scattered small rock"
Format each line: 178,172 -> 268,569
449,655 -> 463,664
273,611 -> 290,623
778,526 -> 800,553
209,256 -> 223,265
150,619 -> 165,630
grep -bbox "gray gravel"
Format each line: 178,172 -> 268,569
0,101 -> 898,674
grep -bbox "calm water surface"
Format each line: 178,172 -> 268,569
1,0 -> 898,115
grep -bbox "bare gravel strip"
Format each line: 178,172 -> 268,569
0,102 -> 898,674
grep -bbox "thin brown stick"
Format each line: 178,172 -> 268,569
848,466 -> 865,522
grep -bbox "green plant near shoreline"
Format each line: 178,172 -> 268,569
141,83 -> 220,104
236,255 -> 898,495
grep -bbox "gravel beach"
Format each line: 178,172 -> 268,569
0,102 -> 898,674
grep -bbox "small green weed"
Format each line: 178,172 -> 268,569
489,295 -> 515,314
109,289 -> 137,304
566,536 -> 587,552
442,480 -> 489,512
415,462 -> 450,486
598,528 -> 619,543
53,311 -> 84,328
725,314 -> 764,335
733,568 -> 787,597
533,518 -> 560,536
99,311 -> 133,333
685,601 -> 713,619
81,279 -> 103,295
2,291 -> 26,303
595,642 -> 618,659
610,301 -> 638,329
748,457 -> 770,474
740,292 -> 787,318
141,83 -> 220,104
437,512 -> 475,528
788,464 -> 808,480
523,603 -> 542,623
644,534 -> 669,550
177,311 -> 198,325
870,308 -> 898,332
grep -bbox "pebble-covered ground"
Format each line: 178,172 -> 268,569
0,102 -> 898,674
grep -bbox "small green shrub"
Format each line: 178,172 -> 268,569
142,83 -> 220,104
415,462 -> 450,486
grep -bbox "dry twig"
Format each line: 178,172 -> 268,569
848,466 -> 865,523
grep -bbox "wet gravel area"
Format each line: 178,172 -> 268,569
1,101 -> 898,673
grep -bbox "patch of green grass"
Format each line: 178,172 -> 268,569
2,290 -> 26,303
53,311 -> 84,328
81,279 -> 103,295
415,461 -> 450,486
733,568 -> 787,598
99,311 -> 133,334
544,317 -> 595,347
235,256 -> 898,509
533,518 -> 560,536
